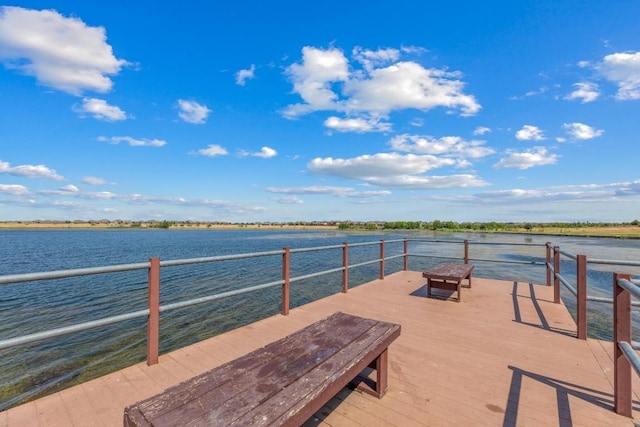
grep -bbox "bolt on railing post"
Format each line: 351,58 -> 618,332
342,242 -> 349,293
379,240 -> 385,280
464,240 -> 469,264
403,239 -> 408,271
614,272 -> 633,417
147,257 -> 160,366
576,254 -> 587,340
553,246 -> 560,304
282,247 -> 290,315
546,242 -> 551,286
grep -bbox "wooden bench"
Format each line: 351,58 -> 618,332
123,312 -> 401,426
422,263 -> 474,302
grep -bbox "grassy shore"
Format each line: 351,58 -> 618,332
1,221 -> 639,238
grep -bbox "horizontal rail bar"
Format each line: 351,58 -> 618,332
0,262 -> 149,285
467,241 -> 546,247
556,272 -> 577,296
618,341 -> 640,377
617,278 -> 640,300
587,296 -> 640,307
0,309 -> 149,350
467,257 -> 546,266
588,258 -> 640,267
349,259 -> 382,269
160,250 -> 284,267
289,267 -> 345,283
160,280 -> 284,312
290,244 -> 344,254
556,248 -> 577,260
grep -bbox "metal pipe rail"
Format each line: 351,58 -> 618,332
614,274 -> 640,417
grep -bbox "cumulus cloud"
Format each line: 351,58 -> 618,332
564,82 -> 600,103
0,159 -> 64,180
197,144 -> 228,157
272,196 -> 304,204
306,153 -> 488,189
82,176 -> 109,185
0,183 -> 30,195
389,134 -> 494,159
266,185 -> 392,198
324,116 -> 392,133
0,6 -> 128,95
598,51 -> 640,100
177,99 -> 211,124
73,98 -> 127,121
282,45 -> 480,129
97,136 -> 166,147
238,146 -> 277,158
515,125 -> 545,141
562,122 -> 604,140
235,64 -> 256,86
473,126 -> 491,136
493,147 -> 558,170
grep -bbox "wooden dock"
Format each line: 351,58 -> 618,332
2,271 -> 638,426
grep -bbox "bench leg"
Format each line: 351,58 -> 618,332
353,349 -> 389,398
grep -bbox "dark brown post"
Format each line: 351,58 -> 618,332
379,240 -> 385,279
576,254 -> 587,340
147,257 -> 160,366
545,242 -> 551,286
614,272 -> 633,417
403,239 -> 408,271
342,242 -> 349,293
553,246 -> 560,304
282,247 -> 290,315
464,240 -> 469,264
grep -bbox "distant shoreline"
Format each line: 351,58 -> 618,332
1,221 -> 639,238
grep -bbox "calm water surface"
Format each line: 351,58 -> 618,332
0,228 -> 639,409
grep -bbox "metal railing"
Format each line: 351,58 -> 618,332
1,236 -> 638,413
545,243 -> 640,340
613,273 -> 640,417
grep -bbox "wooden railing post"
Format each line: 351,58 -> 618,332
379,240 -> 385,280
282,247 -> 290,315
546,242 -> 551,286
464,240 -> 469,264
403,239 -> 408,271
576,254 -> 587,340
147,257 -> 160,366
342,242 -> 349,293
553,246 -> 560,304
614,272 -> 633,417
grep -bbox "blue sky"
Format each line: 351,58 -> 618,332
1,1 -> 639,223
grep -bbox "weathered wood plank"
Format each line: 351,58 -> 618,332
124,312 -> 400,426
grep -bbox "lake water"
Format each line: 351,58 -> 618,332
1,228 -> 639,410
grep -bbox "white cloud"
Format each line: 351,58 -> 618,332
0,160 -> 64,180
265,185 -> 392,198
282,45 -> 480,121
473,126 -> 491,136
60,184 -> 79,192
324,116 -> 392,133
82,176 -> 109,185
343,61 -> 480,116
272,196 -> 304,204
598,51 -> 640,100
564,82 -> 600,103
389,134 -> 494,158
73,98 -> 127,121
239,146 -> 277,158
97,136 -> 166,147
177,99 -> 211,124
306,152 -> 488,189
235,64 -> 255,86
493,147 -> 558,170
515,125 -> 545,141
0,6 -> 128,95
197,144 -> 228,157
0,183 -> 30,195
562,122 -> 604,140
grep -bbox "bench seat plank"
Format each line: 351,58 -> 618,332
124,312 -> 400,427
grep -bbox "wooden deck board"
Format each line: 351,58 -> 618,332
2,271 -> 638,426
